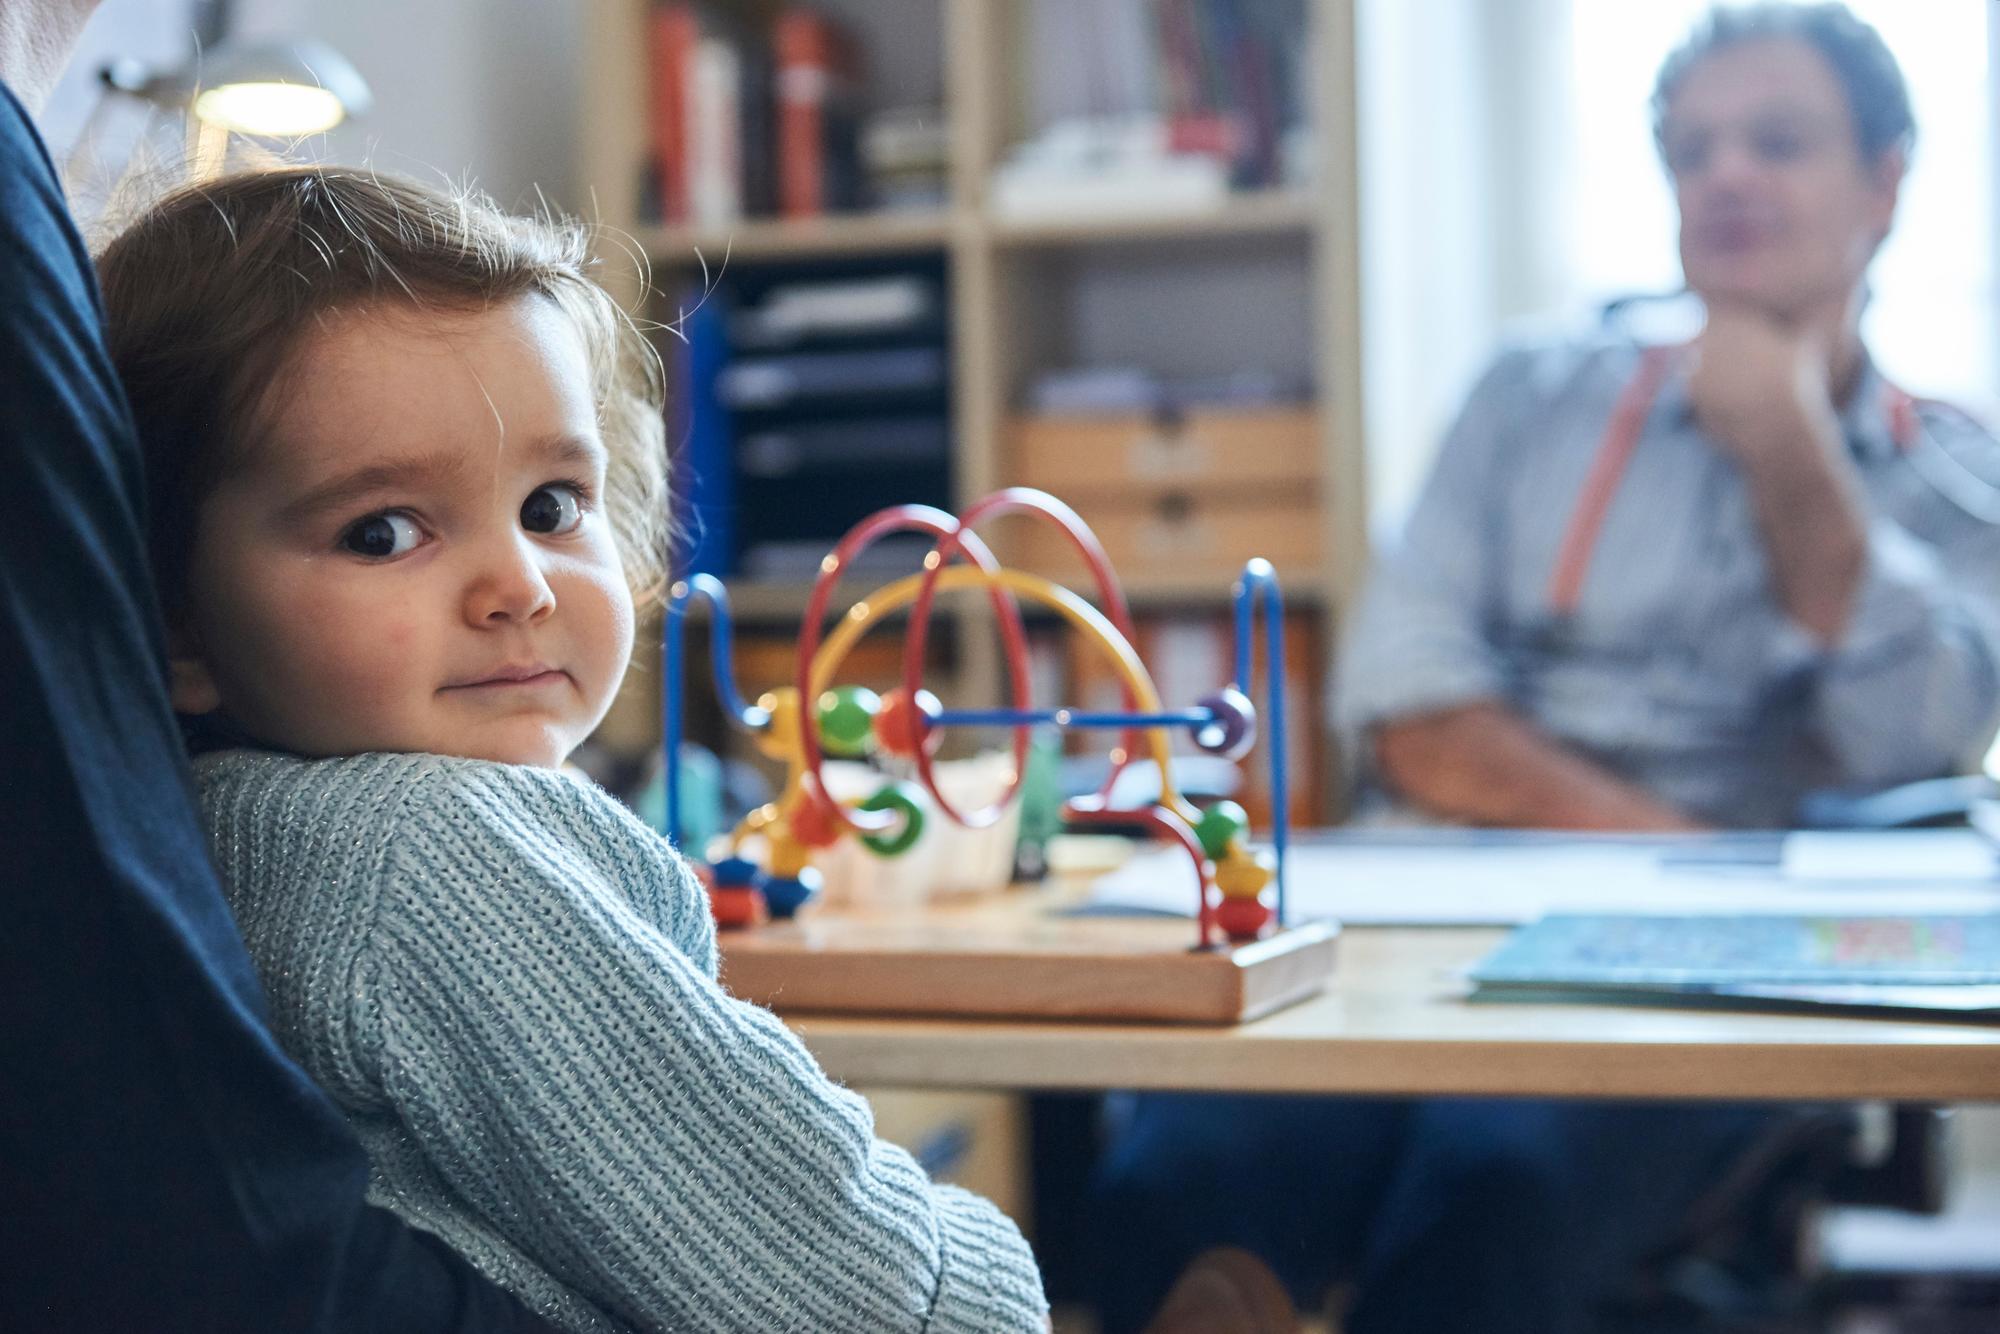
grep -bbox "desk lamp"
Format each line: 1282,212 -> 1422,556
100,39 -> 371,175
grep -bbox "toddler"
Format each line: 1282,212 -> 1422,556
97,166 -> 1047,1334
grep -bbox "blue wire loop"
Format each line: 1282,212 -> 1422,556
662,574 -> 763,849
1231,558 -> 1288,925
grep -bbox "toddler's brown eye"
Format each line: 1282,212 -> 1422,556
340,513 -> 421,559
522,485 -> 583,535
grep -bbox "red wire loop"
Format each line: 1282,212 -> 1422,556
796,504 -> 1032,836
904,489 -> 1143,827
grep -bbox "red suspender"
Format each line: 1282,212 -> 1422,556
1545,345 -> 1677,617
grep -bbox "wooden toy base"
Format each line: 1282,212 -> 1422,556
718,893 -> 1340,1025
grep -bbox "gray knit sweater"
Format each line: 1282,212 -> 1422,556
196,749 -> 1047,1334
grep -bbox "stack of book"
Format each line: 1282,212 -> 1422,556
646,2 -> 865,227
995,0 -> 1309,219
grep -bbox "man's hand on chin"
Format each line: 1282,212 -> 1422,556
1688,292 -> 1871,644
1686,297 -> 1846,475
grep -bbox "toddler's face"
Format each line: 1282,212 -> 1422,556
170,294 -> 635,768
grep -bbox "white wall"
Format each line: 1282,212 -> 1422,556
40,0 -> 192,157
237,0 -> 584,210
44,0 -> 587,219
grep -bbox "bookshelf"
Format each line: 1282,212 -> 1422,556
582,0 -> 1365,823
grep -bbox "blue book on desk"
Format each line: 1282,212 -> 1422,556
1471,914 -> 2000,990
1468,914 -> 2000,1018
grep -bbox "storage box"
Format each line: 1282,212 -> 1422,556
1002,489 -> 1325,587
1009,406 -> 1320,496
1002,407 -> 1325,585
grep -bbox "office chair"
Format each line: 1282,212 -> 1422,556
1606,1105 -> 1958,1333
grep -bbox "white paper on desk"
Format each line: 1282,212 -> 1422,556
1087,839 -> 2000,927
1780,830 -> 1997,882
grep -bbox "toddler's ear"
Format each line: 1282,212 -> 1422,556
167,630 -> 223,716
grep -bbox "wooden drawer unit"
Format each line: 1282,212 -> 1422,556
1004,489 -> 1325,587
1009,406 -> 1320,497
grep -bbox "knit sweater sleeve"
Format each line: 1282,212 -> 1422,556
358,760 -> 1045,1334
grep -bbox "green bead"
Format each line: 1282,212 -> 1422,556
858,782 -> 926,857
1194,800 -> 1249,861
816,686 -> 881,758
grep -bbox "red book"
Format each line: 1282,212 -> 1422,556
648,4 -> 699,224
773,9 -> 839,219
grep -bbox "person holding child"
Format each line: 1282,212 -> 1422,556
1092,5 -> 2000,1333
94,166 -> 1047,1333
1,2 -> 561,1326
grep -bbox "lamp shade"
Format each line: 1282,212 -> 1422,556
105,38 -> 372,137
192,39 -> 372,135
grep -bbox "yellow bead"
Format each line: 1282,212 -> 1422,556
767,835 -> 812,878
753,688 -> 802,761
1214,848 -> 1274,900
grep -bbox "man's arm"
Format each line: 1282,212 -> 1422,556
1374,702 -> 1705,830
1688,301 -> 1872,643
1337,346 -> 1705,829
1806,494 -> 2000,787
1730,408 -> 1870,643
1690,302 -> 2000,783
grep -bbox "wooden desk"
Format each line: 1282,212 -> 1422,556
762,923 -> 2000,1104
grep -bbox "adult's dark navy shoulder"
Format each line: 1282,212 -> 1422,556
0,78 -> 558,1334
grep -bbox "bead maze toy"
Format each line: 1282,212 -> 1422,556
662,487 -> 1339,1024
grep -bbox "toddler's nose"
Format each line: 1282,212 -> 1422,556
465,537 -> 555,625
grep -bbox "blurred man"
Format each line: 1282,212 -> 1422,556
1091,7 -> 2000,1333
1341,3 -> 2000,830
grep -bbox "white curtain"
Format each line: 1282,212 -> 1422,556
1356,0 -> 1575,536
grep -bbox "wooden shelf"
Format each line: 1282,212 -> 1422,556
631,190 -> 1317,265
987,189 -> 1318,249
634,209 -> 959,264
585,0 -> 1366,821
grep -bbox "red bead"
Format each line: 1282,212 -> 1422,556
873,687 -> 941,759
1214,894 -> 1273,942
786,788 -> 843,849
710,884 -> 768,930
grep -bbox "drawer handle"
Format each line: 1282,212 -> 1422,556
1137,405 -> 1201,479
1134,429 -> 1211,479
1139,491 -> 1208,561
